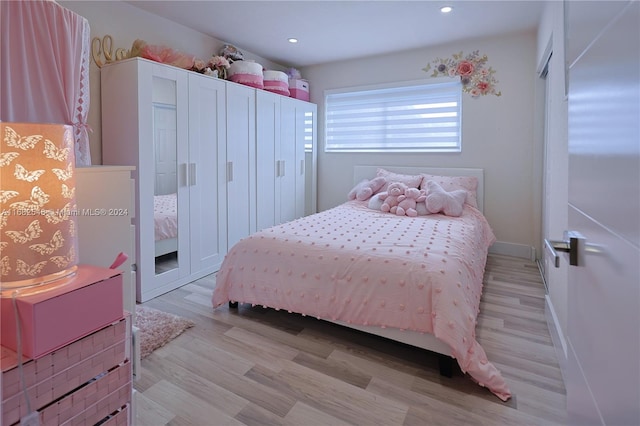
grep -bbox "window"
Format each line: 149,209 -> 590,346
324,79 -> 462,153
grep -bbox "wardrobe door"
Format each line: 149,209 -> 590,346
150,64 -> 191,297
255,90 -> 280,231
226,83 -> 256,248
280,97 -> 315,222
279,97 -> 298,224
188,73 -> 227,273
102,58 -> 189,302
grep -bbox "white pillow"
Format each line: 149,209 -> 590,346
420,174 -> 478,209
424,180 -> 467,217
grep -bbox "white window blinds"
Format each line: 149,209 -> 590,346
325,80 -> 462,152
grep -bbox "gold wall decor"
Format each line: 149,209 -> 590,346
91,35 -> 130,68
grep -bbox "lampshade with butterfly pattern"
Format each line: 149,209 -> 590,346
0,122 -> 79,294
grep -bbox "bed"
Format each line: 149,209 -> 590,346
212,166 -> 511,401
154,193 -> 178,257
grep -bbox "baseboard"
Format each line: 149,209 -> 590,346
489,241 -> 536,260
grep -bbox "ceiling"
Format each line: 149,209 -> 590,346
126,1 -> 545,68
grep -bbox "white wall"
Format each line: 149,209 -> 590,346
59,0 -> 286,166
302,30 -> 541,258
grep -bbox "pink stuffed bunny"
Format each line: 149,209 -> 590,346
395,187 -> 427,217
348,177 -> 386,201
379,182 -> 408,213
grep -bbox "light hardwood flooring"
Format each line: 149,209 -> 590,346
134,254 -> 568,425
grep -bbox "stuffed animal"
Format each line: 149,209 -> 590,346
368,192 -> 386,210
379,181 -> 408,213
348,177 -> 386,201
395,187 -> 427,217
424,180 -> 467,217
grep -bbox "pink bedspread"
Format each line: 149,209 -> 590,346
212,201 -> 511,400
154,194 -> 178,241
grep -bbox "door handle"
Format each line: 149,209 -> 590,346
545,231 -> 585,267
189,163 -> 196,186
180,163 -> 188,187
227,161 -> 233,182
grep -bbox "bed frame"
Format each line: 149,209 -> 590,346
232,165 -> 485,376
155,237 -> 177,257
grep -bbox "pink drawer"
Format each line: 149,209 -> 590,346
0,265 -> 124,359
1,317 -> 129,426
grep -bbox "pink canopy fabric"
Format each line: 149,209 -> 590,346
1,0 -> 92,166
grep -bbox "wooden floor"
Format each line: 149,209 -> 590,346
134,254 -> 568,425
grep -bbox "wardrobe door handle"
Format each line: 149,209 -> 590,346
280,160 -> 285,177
300,159 -> 305,175
189,163 -> 197,186
180,163 -> 188,187
227,161 -> 233,182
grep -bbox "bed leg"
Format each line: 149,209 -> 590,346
229,301 -> 238,309
438,354 -> 454,378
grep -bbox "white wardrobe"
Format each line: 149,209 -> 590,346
256,91 -> 315,231
101,57 -> 316,302
101,57 -> 227,302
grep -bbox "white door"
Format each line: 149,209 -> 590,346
562,1 -> 639,424
255,90 -> 280,231
226,83 -> 256,248
188,73 -> 227,273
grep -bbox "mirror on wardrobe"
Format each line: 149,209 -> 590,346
152,76 -> 180,275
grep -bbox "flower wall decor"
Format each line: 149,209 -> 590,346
423,50 -> 501,97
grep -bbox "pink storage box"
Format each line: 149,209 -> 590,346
0,265 -> 124,359
1,317 -> 129,426
289,78 -> 310,101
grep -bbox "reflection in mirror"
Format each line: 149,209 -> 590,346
152,77 -> 179,275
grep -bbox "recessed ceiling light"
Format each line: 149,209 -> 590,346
288,38 -> 298,43
440,6 -> 453,13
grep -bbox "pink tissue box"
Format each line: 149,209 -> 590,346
289,78 -> 310,101
0,265 -> 124,359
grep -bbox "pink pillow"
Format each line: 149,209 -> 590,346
424,180 -> 467,217
420,174 -> 478,209
376,168 -> 423,191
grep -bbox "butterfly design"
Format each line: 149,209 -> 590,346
68,220 -> 76,237
0,242 -> 8,251
0,256 -> 10,276
29,230 -> 64,255
43,139 -> 70,161
0,152 -> 19,167
10,186 -> 49,211
0,213 -> 7,230
14,163 -> 45,182
52,163 -> 73,181
5,220 -> 43,244
61,184 -> 75,199
50,246 -> 75,268
42,202 -> 74,224
0,190 -> 19,204
4,126 -> 43,150
16,259 -> 47,277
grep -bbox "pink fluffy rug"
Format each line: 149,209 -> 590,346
135,305 -> 195,359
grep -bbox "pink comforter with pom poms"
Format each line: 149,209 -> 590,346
212,200 -> 511,401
